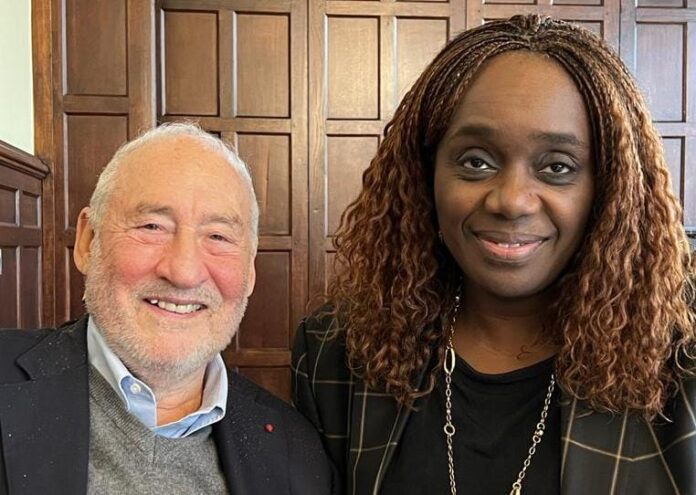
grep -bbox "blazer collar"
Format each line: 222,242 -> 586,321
0,316 -> 90,495
213,372 -> 291,495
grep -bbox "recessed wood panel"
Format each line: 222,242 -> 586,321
237,134 -> 291,236
20,247 -> 40,329
635,23 -> 684,122
0,186 -> 17,225
553,0 -> 602,5
65,0 -> 127,95
238,367 -> 291,402
21,192 -> 40,228
67,247 -> 86,320
637,0 -> 683,6
573,22 -> 603,37
327,135 -> 379,235
483,0 -> 536,4
396,18 -> 448,103
0,247 -> 17,327
236,14 -> 290,118
238,252 -> 291,349
163,11 -> 219,116
327,16 -> 380,119
662,137 -> 683,200
66,115 -> 128,229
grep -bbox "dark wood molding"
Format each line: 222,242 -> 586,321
0,140 -> 49,180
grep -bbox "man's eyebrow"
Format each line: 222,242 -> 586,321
134,203 -> 175,217
202,214 -> 245,232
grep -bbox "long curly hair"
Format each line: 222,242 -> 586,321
326,14 -> 696,418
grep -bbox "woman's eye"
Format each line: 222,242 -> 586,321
541,162 -> 574,175
459,156 -> 493,171
140,223 -> 161,231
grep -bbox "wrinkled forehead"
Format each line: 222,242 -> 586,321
109,137 -> 253,222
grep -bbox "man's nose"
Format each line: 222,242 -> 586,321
155,231 -> 209,288
483,166 -> 541,219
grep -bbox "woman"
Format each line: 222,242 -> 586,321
292,14 -> 695,495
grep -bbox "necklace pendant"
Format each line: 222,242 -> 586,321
509,486 -> 521,495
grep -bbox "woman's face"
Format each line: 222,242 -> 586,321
433,51 -> 595,300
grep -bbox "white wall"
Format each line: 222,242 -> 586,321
0,1 -> 33,154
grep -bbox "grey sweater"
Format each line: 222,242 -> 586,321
87,367 -> 229,494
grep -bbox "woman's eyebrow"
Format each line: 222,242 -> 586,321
530,131 -> 586,148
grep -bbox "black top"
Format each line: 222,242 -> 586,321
381,355 -> 560,495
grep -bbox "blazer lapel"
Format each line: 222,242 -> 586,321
213,373 -> 290,495
348,360 -> 431,495
0,318 -> 90,495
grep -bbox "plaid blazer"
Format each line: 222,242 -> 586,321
292,311 -> 696,495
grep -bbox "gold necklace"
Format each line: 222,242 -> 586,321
443,294 -> 556,495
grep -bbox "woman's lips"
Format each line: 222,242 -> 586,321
475,233 -> 547,261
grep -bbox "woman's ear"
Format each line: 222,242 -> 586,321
74,207 -> 95,275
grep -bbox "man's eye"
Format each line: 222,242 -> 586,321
210,234 -> 228,242
140,223 -> 162,231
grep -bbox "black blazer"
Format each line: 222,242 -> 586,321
292,311 -> 696,495
0,317 -> 336,495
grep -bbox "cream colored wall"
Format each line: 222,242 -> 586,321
0,1 -> 33,154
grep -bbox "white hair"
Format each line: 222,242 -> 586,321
87,122 -> 259,251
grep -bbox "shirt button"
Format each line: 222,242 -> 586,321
130,383 -> 142,394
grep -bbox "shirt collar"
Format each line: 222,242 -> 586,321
86,315 -> 228,437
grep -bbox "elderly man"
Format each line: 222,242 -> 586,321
0,124 -> 334,494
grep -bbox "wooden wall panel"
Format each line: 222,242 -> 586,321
663,137 -> 684,199
238,367 -> 291,403
237,134 -> 291,235
65,115 -> 128,228
20,247 -> 41,329
638,0 -> 684,6
163,11 -> 219,116
236,14 -> 290,118
238,252 -> 291,349
65,0 -> 127,96
0,247 -> 18,328
396,18 -> 449,103
635,23 -> 684,122
326,135 -> 379,235
0,144 -> 48,329
327,16 -> 380,119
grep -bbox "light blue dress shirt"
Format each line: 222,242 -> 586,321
86,317 -> 228,438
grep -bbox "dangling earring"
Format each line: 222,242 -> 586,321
438,230 -> 444,243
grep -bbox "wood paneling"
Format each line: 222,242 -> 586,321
65,115 -> 128,228
237,134 -> 291,235
327,16 -> 380,119
663,137 -> 684,200
635,23 -> 685,122
0,142 -> 47,329
236,14 -> 290,117
326,135 -> 379,235
396,18 -> 449,103
65,0 -> 127,96
638,0 -> 684,6
163,11 -> 219,116
238,252 -> 291,349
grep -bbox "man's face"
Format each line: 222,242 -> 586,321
76,136 -> 256,384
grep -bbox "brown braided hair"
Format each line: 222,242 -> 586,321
326,14 -> 695,418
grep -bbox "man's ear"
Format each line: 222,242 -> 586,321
74,207 -> 95,275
